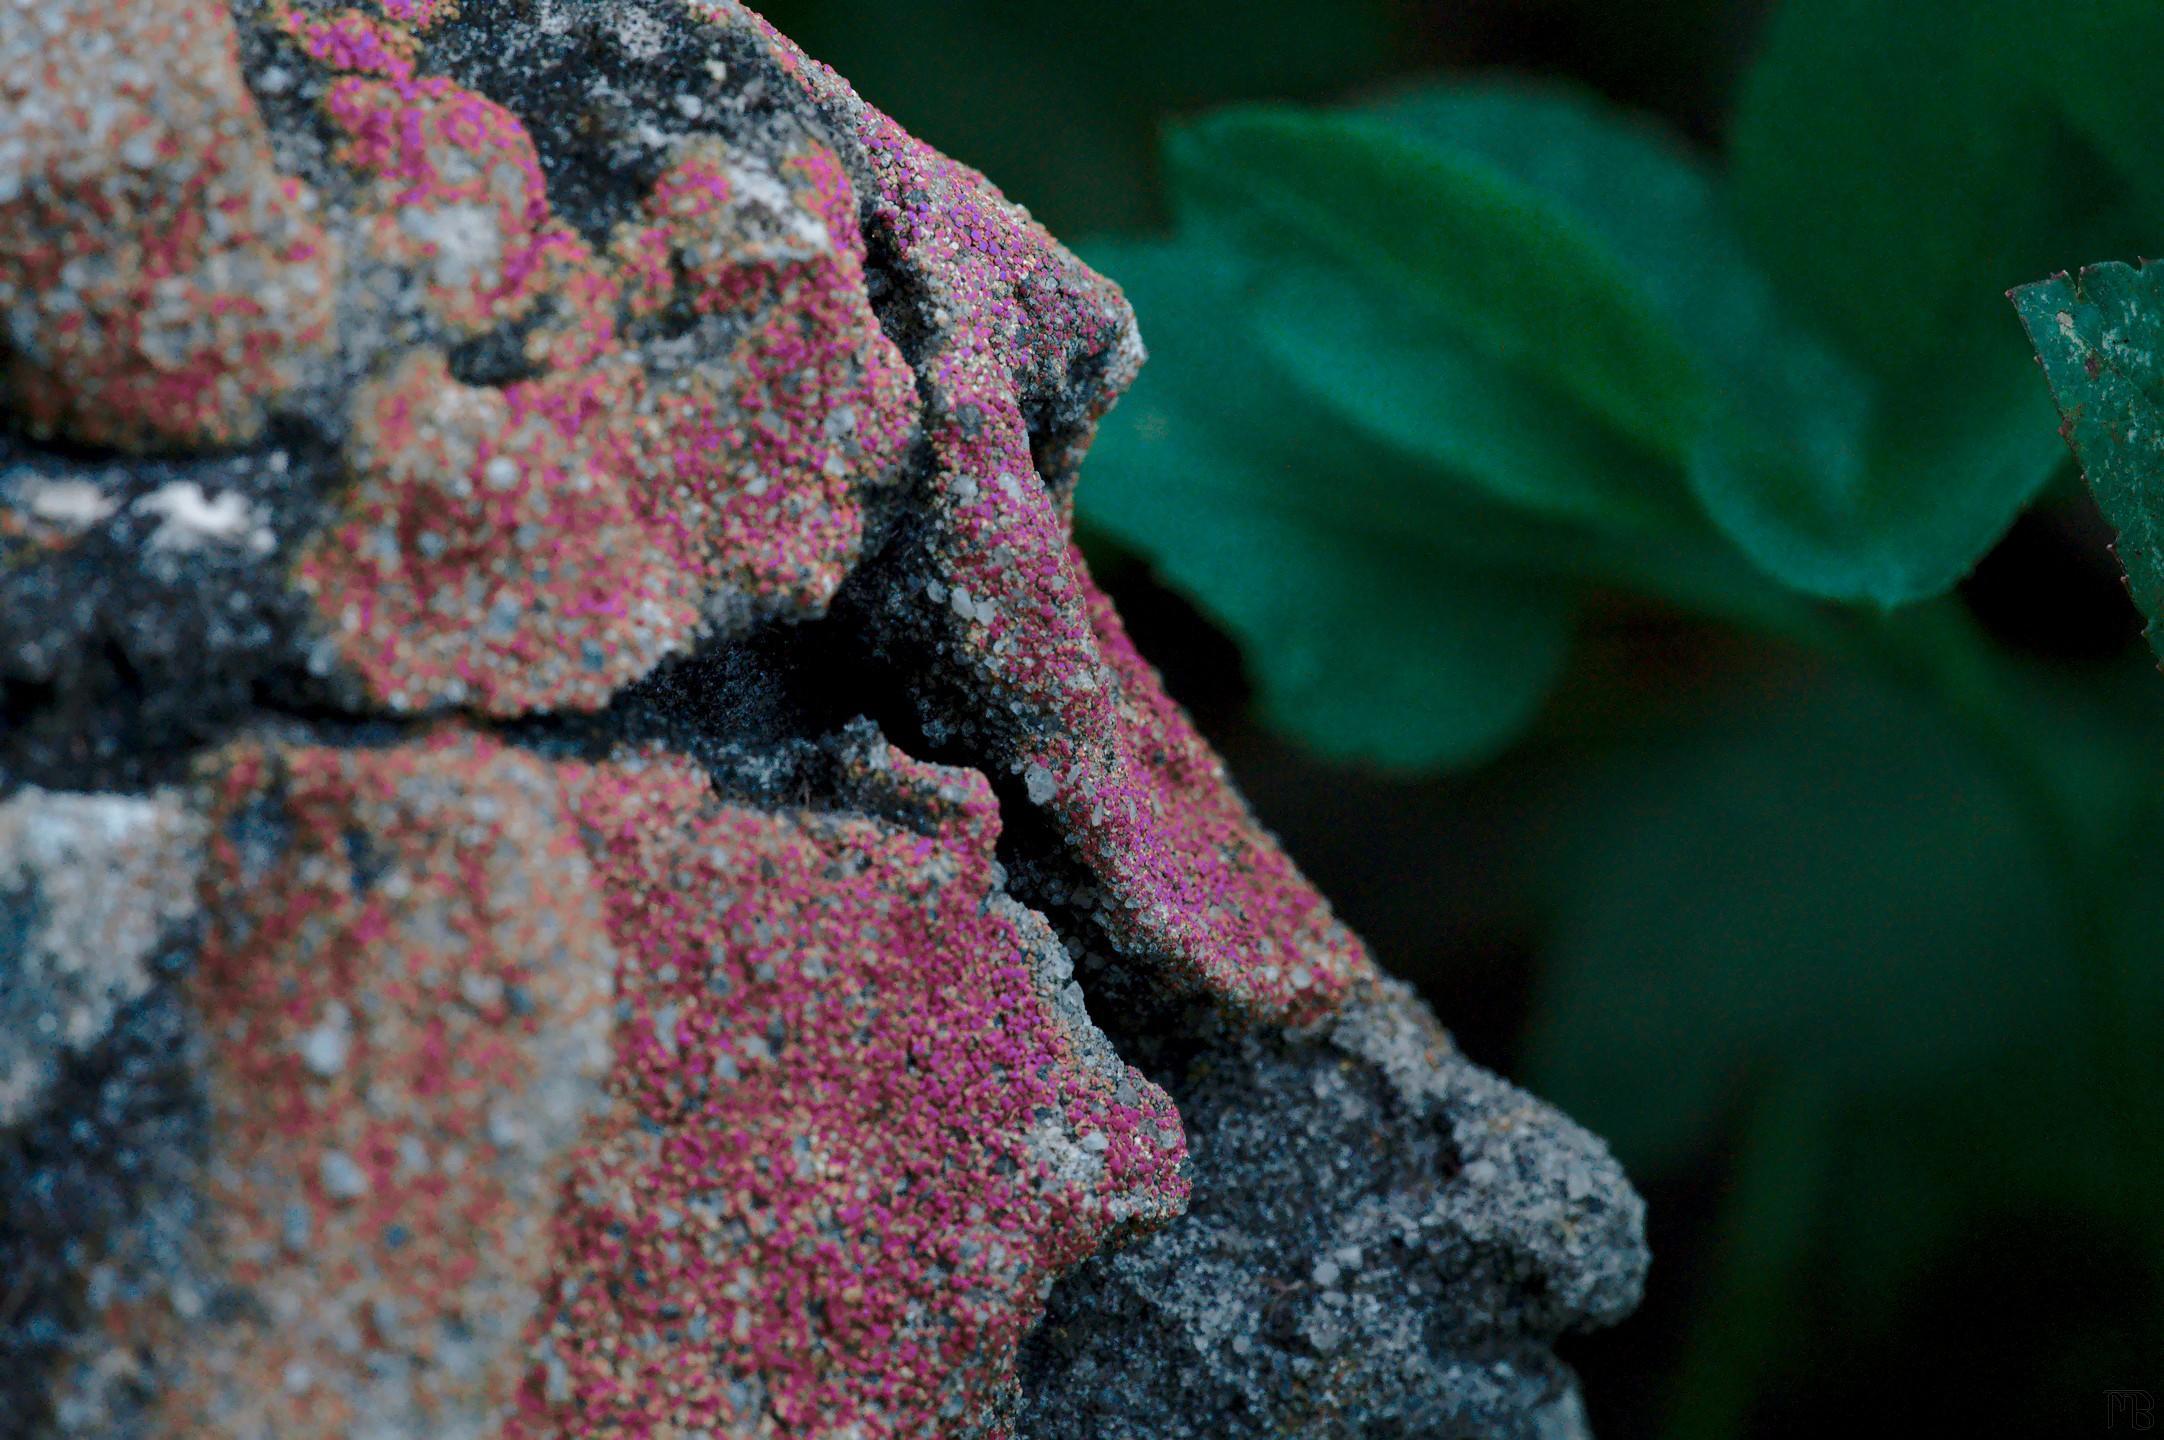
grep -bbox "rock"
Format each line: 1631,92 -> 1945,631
1018,979 -> 1646,1440
0,1 -> 1647,1436
0,788 -> 203,1126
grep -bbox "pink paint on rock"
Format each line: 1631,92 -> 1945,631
0,0 -> 342,449
289,34 -> 915,713
104,732 -> 620,1437
295,352 -> 702,714
517,739 -> 1187,1436
718,4 -> 1370,1022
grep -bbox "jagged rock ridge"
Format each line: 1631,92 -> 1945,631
0,1 -> 1648,1435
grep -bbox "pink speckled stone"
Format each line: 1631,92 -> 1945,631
96,733 -> 619,1437
117,725 -> 1179,1440
0,0 -> 342,449
617,140 -> 919,627
724,6 -> 1370,1022
295,353 -> 701,714
523,739 -> 1186,1437
289,24 -> 915,713
7,3 -> 1641,1437
285,8 -> 420,83
323,71 -> 599,343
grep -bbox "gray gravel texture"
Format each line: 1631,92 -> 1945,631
1021,978 -> 1644,1439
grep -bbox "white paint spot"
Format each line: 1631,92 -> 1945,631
22,475 -> 119,530
136,481 -> 265,550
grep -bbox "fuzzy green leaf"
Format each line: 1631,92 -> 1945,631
1726,0 -> 2164,602
1167,109 -> 1708,464
2014,261 -> 2164,664
1083,238 -> 1575,769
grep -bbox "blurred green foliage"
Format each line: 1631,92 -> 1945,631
759,0 -> 2164,1433
1723,0 -> 2164,600
1529,650 -> 2164,1433
1088,5 -> 2164,766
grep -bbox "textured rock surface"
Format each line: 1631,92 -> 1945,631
0,1 -> 1647,1436
1018,981 -> 1644,1439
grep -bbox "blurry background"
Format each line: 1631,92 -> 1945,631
759,2 -> 2164,1435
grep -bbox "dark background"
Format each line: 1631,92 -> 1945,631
757,3 -> 2156,1435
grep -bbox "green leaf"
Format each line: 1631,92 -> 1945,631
1236,262 -> 1811,630
1083,47 -> 2164,770
1662,1078 -> 1836,1440
1362,81 -> 1864,458
1081,84 -> 1870,766
2014,261 -> 2164,665
1083,237 -> 1575,768
1244,262 -> 1688,537
2034,2 -> 2164,221
1726,0 -> 2164,602
1166,109 -> 1708,462
1348,80 -> 1890,612
1175,89 -> 1966,615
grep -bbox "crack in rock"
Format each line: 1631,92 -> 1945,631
0,1 -> 1647,1435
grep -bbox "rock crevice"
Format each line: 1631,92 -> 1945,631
0,2 -> 1647,1435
